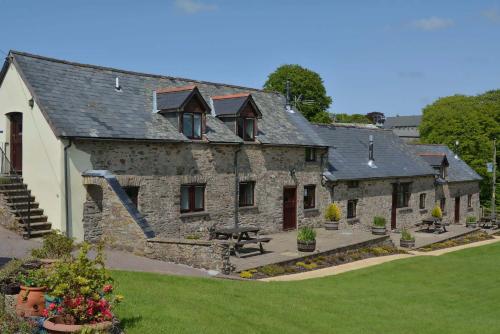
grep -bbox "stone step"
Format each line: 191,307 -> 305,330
14,208 -> 44,217
0,182 -> 26,189
6,195 -> 36,203
16,215 -> 48,223
0,189 -> 30,196
19,221 -> 52,230
6,202 -> 39,210
22,229 -> 52,238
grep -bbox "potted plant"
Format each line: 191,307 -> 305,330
16,268 -> 48,317
31,230 -> 74,265
431,205 -> 443,221
324,203 -> 341,230
466,216 -> 478,228
41,243 -> 122,333
297,227 -> 317,252
371,216 -> 387,235
400,229 -> 415,248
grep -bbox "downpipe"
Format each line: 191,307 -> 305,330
63,139 -> 72,237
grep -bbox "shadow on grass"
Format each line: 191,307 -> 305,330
119,315 -> 143,329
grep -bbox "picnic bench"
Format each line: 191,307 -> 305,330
421,218 -> 448,234
213,226 -> 271,258
479,216 -> 498,229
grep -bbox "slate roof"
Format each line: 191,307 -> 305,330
212,93 -> 262,118
6,51 -> 325,147
313,124 -> 436,181
417,153 -> 448,167
156,86 -> 198,112
384,115 -> 422,128
410,144 -> 482,182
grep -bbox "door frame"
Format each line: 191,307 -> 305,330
283,186 -> 297,231
454,197 -> 460,223
391,184 -> 397,229
7,112 -> 23,173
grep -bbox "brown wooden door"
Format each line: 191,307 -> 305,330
391,185 -> 397,229
454,197 -> 460,223
9,113 -> 22,173
283,187 -> 297,230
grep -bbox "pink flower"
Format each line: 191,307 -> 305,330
41,309 -> 49,318
48,303 -> 56,311
57,306 -> 64,314
103,284 -> 113,293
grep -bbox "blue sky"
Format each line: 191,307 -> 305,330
1,0 -> 499,116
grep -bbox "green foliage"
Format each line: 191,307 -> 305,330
258,264 -> 286,277
324,203 -> 341,222
31,230 -> 74,259
420,90 -> 500,205
239,271 -> 253,279
431,205 -> 443,219
372,216 -> 386,227
295,261 -> 318,270
401,229 -> 415,241
17,267 -> 48,287
297,227 -> 316,241
334,113 -> 371,124
466,216 -> 477,223
0,259 -> 23,285
0,300 -> 36,334
263,64 -> 333,123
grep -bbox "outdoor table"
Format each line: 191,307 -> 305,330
421,218 -> 446,234
214,227 -> 271,257
479,216 -> 498,229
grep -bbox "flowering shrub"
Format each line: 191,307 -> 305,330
43,243 -> 123,325
324,203 -> 341,222
431,205 -> 443,220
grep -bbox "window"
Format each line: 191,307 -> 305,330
237,117 -> 255,141
305,147 -> 316,162
347,180 -> 359,188
467,194 -> 472,208
182,113 -> 202,139
394,183 -> 411,208
123,186 -> 139,209
180,184 -> 205,213
304,185 -> 316,209
419,193 -> 426,209
440,198 -> 446,213
239,181 -> 255,207
347,199 -> 357,218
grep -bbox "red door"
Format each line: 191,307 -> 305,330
283,187 -> 297,230
9,113 -> 22,173
454,197 -> 460,223
391,185 -> 397,229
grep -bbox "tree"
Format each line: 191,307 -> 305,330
334,113 -> 371,124
263,65 -> 332,123
420,90 -> 500,206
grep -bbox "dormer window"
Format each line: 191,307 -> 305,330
154,85 -> 210,140
418,153 -> 449,180
212,93 -> 262,141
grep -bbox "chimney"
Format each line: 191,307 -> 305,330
368,134 -> 377,168
115,77 -> 122,92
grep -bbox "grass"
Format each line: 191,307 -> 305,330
113,242 -> 500,334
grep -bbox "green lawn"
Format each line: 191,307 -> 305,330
113,243 -> 500,334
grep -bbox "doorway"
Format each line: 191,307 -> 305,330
391,185 -> 397,229
283,187 -> 297,230
8,113 -> 22,173
454,197 -> 460,223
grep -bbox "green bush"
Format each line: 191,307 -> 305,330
31,230 -> 74,259
373,216 -> 386,227
239,271 -> 253,279
431,205 -> 443,219
259,264 -> 286,277
17,267 -> 48,287
295,262 -> 318,270
324,203 -> 341,222
466,216 -> 477,223
297,227 -> 316,241
401,229 -> 415,241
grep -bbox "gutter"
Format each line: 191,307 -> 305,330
234,143 -> 243,228
64,139 -> 73,237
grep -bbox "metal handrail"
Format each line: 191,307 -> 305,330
0,144 -> 31,238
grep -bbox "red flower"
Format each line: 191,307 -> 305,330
41,309 -> 49,318
103,284 -> 113,293
87,307 -> 94,316
48,303 -> 56,311
57,306 -> 64,314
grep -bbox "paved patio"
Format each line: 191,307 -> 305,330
231,227 -> 387,272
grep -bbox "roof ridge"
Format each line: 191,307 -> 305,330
9,50 -> 278,95
212,92 -> 250,100
312,123 -> 391,131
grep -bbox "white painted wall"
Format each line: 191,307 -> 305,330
0,64 -> 66,233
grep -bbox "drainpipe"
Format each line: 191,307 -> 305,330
234,143 -> 243,228
63,139 -> 72,237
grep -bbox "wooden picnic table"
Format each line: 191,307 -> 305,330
214,226 -> 271,258
479,216 -> 498,229
421,218 -> 447,234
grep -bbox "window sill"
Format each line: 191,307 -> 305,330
419,209 -> 428,214
303,208 -> 319,213
180,211 -> 210,219
467,207 -> 474,212
303,208 -> 320,216
398,208 -> 413,214
347,218 -> 360,224
238,205 -> 259,212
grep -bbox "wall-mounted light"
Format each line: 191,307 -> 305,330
290,168 -> 296,178
28,98 -> 34,109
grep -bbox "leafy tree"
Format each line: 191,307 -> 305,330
334,113 -> 371,124
420,90 -> 500,206
264,64 -> 332,123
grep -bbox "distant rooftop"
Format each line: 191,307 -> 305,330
384,115 -> 422,128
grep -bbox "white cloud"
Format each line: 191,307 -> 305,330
482,8 -> 500,23
174,0 -> 217,14
410,17 -> 454,31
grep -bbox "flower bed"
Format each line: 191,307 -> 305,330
417,231 -> 493,252
239,245 -> 405,279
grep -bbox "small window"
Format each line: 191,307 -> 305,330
182,113 -> 202,139
347,199 -> 357,218
395,183 -> 411,208
440,198 -> 446,213
467,194 -> 472,208
123,186 -> 139,209
180,184 -> 205,213
239,181 -> 255,207
237,117 -> 255,141
419,193 -> 426,210
305,147 -> 316,162
304,185 -> 316,209
347,180 -> 359,188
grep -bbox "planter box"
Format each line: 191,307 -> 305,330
400,239 -> 415,248
371,226 -> 387,235
297,240 -> 316,252
43,319 -> 112,333
324,221 -> 339,230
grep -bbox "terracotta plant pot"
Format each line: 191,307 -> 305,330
371,226 -> 386,235
400,239 -> 415,248
297,240 -> 316,252
324,221 -> 339,230
43,319 -> 113,333
16,286 -> 46,317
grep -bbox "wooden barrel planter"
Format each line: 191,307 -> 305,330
324,221 -> 339,230
15,286 -> 46,317
371,226 -> 386,235
466,222 -> 478,229
43,319 -> 113,333
400,239 -> 415,248
297,240 -> 316,252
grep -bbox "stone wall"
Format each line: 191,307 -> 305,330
437,181 -> 481,224
0,193 -> 19,232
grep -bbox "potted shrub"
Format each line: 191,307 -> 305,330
431,205 -> 443,221
400,229 -> 415,248
324,203 -> 341,230
16,268 -> 48,317
371,216 -> 387,235
466,216 -> 478,228
297,227 -> 317,252
41,243 -> 122,333
31,230 -> 74,265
